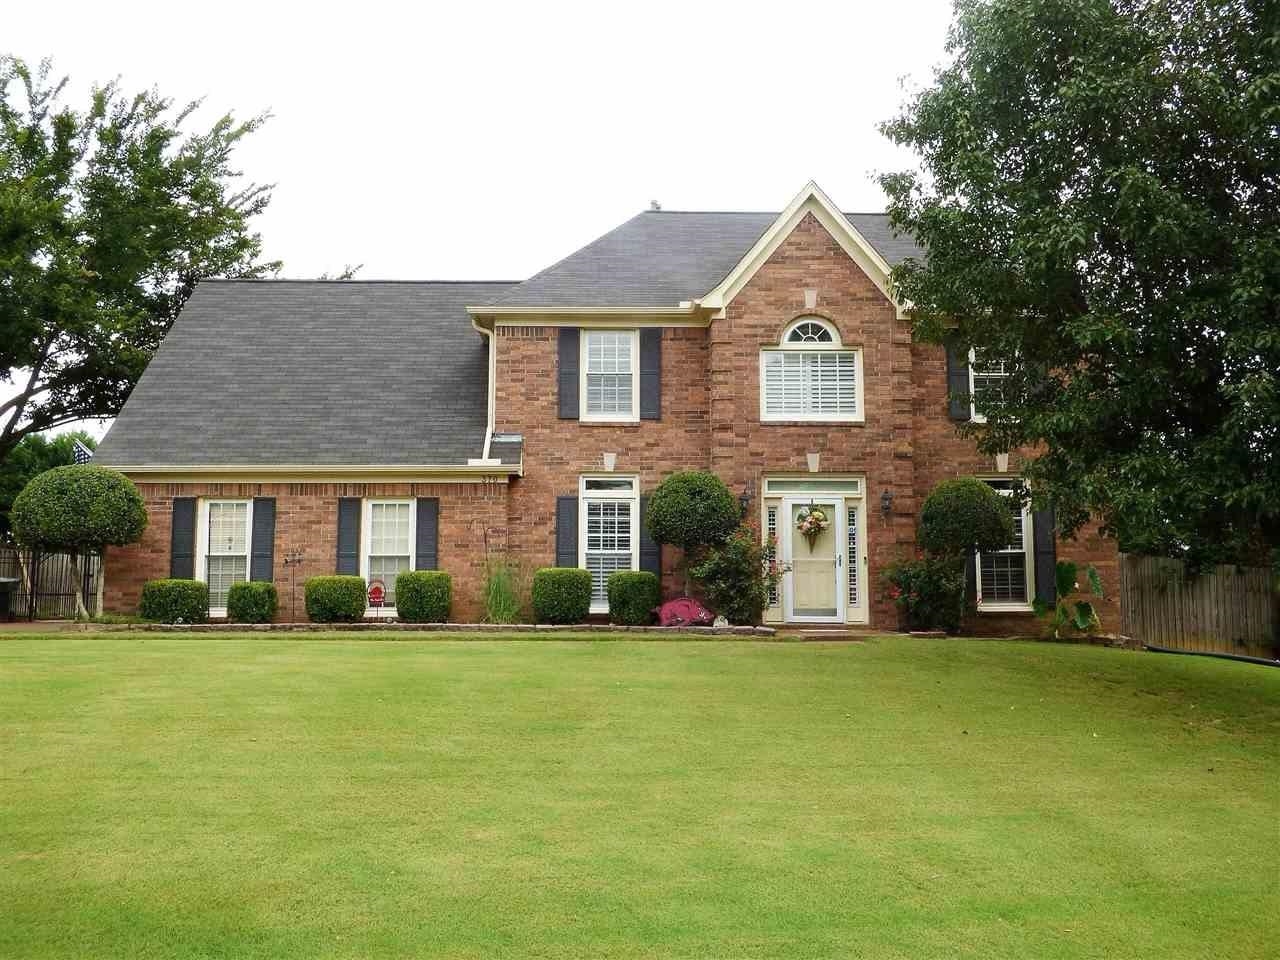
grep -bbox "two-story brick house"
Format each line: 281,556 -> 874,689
94,182 -> 1121,632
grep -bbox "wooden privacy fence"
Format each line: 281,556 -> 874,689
1119,553 -> 1278,659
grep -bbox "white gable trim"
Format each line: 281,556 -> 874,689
697,181 -> 906,318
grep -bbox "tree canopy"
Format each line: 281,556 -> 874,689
0,56 -> 279,465
10,464 -> 146,554
879,0 -> 1279,567
0,429 -> 95,541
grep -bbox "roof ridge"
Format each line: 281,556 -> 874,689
200,278 -> 520,285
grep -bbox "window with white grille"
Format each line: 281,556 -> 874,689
203,500 -> 250,611
582,330 -> 638,421
976,480 -> 1033,608
765,504 -> 779,608
579,476 -> 638,611
969,349 -> 1010,422
365,500 -> 413,606
760,317 -> 862,422
847,506 -> 859,606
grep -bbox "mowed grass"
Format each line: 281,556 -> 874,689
1,635 -> 1277,959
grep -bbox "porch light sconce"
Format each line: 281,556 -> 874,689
806,452 -> 820,474
995,451 -> 1010,473
738,478 -> 756,517
602,452 -> 617,472
880,489 -> 895,520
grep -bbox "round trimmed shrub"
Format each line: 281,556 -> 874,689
918,478 -> 1016,558
606,570 -> 660,625
532,568 -> 592,624
395,571 -> 452,623
139,579 -> 209,623
644,471 -> 739,555
227,581 -> 278,623
304,575 -> 367,623
11,464 -> 147,552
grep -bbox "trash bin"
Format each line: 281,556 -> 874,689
0,577 -> 17,622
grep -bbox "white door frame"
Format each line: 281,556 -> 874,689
782,496 -> 846,624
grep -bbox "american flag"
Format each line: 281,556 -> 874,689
72,440 -> 94,464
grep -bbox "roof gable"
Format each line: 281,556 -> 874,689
698,181 -> 902,316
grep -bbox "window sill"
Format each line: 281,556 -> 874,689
977,604 -> 1035,615
578,419 -> 642,427
759,418 -> 865,426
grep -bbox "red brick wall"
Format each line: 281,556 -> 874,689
910,342 -> 1122,634
709,212 -> 917,629
104,481 -> 508,622
494,324 -> 710,597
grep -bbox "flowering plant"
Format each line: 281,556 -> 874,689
795,505 -> 831,551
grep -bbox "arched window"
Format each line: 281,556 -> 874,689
760,317 -> 863,422
784,318 -> 837,345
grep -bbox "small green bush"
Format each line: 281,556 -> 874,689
532,568 -> 592,624
227,581 -> 278,623
883,555 -> 966,633
395,571 -> 452,623
606,571 -> 660,625
139,578 -> 209,623
482,555 -> 525,624
304,575 -> 367,623
918,477 -> 1016,558
691,525 -> 779,625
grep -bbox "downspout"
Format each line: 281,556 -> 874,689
469,316 -> 498,464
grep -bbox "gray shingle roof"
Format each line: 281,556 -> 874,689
483,211 -> 922,309
94,280 -> 516,467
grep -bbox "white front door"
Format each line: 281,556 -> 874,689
783,497 -> 845,623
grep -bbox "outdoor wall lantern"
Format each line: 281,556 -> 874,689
880,488 -> 895,520
738,478 -> 756,517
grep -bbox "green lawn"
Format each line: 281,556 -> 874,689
1,635 -> 1277,959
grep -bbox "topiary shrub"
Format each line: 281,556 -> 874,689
606,571 -> 660,626
139,578 -> 209,623
883,555 -> 966,633
531,568 -> 592,624
690,525 -> 779,625
11,464 -> 147,617
304,575 -> 367,623
918,477 -> 1016,558
645,471 -> 740,592
395,571 -> 452,623
227,581 -> 278,623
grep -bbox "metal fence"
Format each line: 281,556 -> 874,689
0,546 -> 101,620
1119,553 -> 1278,659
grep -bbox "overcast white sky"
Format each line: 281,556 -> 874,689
5,0 -> 955,435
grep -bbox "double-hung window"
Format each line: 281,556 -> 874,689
969,349 -> 1010,423
199,500 -> 251,614
363,499 -> 414,608
581,330 -> 639,422
976,479 -> 1034,610
760,317 -> 863,422
579,476 -> 639,612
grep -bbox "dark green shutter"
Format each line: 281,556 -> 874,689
964,553 -> 977,604
170,498 -> 196,579
558,328 -> 580,419
250,497 -> 276,582
555,496 -> 578,567
336,498 -> 361,575
640,329 -> 661,420
639,495 -> 660,577
415,498 -> 439,570
946,339 -> 970,421
1032,506 -> 1057,606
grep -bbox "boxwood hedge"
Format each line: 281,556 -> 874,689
606,571 -> 660,625
304,575 -> 367,623
227,581 -> 278,623
395,571 -> 452,623
532,568 -> 592,624
139,579 -> 209,624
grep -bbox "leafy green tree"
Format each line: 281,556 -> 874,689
0,56 -> 279,465
644,471 -> 740,593
10,464 -> 147,617
918,478 -> 1016,559
0,430 -> 95,541
879,0 -> 1279,567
